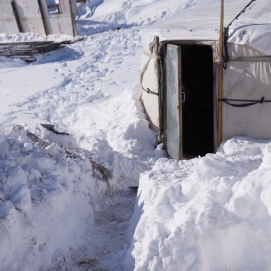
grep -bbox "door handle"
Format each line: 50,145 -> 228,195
182,92 -> 185,102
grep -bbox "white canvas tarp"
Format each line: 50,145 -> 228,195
141,0 -> 271,56
223,60 -> 271,140
141,46 -> 160,130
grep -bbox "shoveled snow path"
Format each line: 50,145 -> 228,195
89,188 -> 136,271
47,188 -> 137,271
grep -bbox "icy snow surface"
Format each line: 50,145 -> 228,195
1,0 -> 271,270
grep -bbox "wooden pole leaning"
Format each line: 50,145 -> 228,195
37,0 -> 49,35
69,0 -> 78,36
217,0 -> 224,147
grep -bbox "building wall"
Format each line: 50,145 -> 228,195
0,0 -> 20,34
0,0 -> 77,36
40,0 -> 76,36
14,0 -> 46,34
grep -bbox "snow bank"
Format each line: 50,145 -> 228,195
77,0 -> 193,36
0,125 -> 111,271
124,137 -> 271,271
62,87 -> 166,186
79,0 -> 189,25
0,86 -> 164,270
0,33 -> 80,43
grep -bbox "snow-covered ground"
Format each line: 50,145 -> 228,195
1,0 -> 271,270
124,137 -> 271,270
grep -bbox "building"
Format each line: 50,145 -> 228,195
140,0 -> 271,159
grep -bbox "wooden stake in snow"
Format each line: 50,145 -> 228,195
217,0 -> 224,147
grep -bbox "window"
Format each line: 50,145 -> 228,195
46,0 -> 61,15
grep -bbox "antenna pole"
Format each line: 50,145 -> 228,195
217,0 -> 224,147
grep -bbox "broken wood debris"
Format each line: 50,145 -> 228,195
41,124 -> 70,136
0,37 -> 86,63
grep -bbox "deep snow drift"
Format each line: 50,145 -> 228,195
0,124 -> 108,270
124,137 -> 271,270
1,0 -> 271,270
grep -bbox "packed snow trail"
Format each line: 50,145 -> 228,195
0,27 -> 143,134
46,188 -> 137,271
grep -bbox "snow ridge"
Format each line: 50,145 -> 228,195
124,137 -> 271,271
0,125 -> 110,270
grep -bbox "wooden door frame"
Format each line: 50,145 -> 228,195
160,41 -> 218,158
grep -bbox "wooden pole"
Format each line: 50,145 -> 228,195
37,0 -> 49,35
11,0 -> 23,33
69,0 -> 78,36
217,0 -> 224,147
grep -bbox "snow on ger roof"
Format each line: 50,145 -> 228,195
141,0 -> 271,55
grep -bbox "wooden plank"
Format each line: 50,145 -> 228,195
217,0 -> 224,147
0,38 -> 84,61
0,41 -> 63,57
37,0 -> 49,35
69,0 -> 77,36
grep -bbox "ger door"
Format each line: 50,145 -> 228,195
166,44 -> 183,160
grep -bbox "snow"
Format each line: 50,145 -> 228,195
0,125 -> 105,270
1,0 -> 271,270
124,137 -> 271,270
0,33 -> 77,43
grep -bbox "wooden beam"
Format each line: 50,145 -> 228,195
37,0 -> 50,35
69,0 -> 78,36
217,0 -> 224,147
10,0 -> 23,33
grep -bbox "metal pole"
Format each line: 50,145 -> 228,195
217,0 -> 224,147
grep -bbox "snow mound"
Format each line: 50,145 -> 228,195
124,137 -> 271,271
0,125 -> 114,271
77,0 -> 195,36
